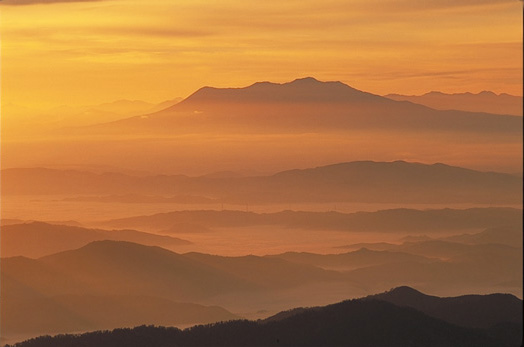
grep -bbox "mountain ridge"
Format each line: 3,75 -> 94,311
366,285 -> 523,329
80,77 -> 522,136
3,240 -> 521,345
1,221 -> 191,258
2,160 -> 521,204
171,77 -> 388,108
101,207 -> 522,233
385,90 -> 522,116
7,287 -> 522,347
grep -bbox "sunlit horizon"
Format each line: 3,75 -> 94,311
1,0 -> 522,109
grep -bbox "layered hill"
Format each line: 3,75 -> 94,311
385,91 -> 523,116
1,241 -> 249,342
442,225 -> 523,246
268,241 -> 522,295
9,287 -> 523,347
2,238 -> 521,344
101,207 -> 522,233
339,225 -> 523,250
0,241 -> 344,341
266,248 -> 435,271
0,221 -> 191,258
366,286 -> 523,329
3,161 -> 522,204
3,294 -> 238,340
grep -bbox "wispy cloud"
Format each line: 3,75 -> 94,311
2,0 -> 521,107
0,0 -> 104,5
366,0 -> 516,12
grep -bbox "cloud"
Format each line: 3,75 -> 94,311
103,26 -> 212,38
0,0 -> 104,5
376,0 -> 516,12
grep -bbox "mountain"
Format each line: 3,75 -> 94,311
441,243 -> 522,288
5,238 -> 520,304
334,242 -> 399,251
101,207 -> 522,233
8,297 -> 518,347
267,241 -> 522,295
344,241 -> 522,295
4,79 -> 521,176
442,225 -> 523,246
366,286 -> 522,329
0,218 -> 84,227
339,225 -> 523,250
87,77 -> 522,135
183,252 -> 340,289
266,248 -> 435,271
3,241 -> 522,345
35,241 -> 257,300
173,77 -> 385,105
0,240 -> 354,342
0,241 -> 251,342
0,221 -> 192,258
1,240 -> 344,308
266,161 -> 522,204
3,294 -> 238,340
147,97 -> 183,112
3,161 -> 522,204
385,91 -> 523,116
62,193 -> 218,204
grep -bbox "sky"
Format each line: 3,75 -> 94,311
1,0 -> 522,109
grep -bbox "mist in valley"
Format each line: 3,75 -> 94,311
1,78 -> 522,346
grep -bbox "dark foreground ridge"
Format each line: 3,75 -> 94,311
7,289 -> 522,347
366,286 -> 523,329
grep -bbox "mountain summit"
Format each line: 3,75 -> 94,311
83,77 -> 522,138
172,77 -> 385,109
367,286 -> 523,329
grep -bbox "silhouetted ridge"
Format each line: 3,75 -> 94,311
385,90 -> 523,116
261,307 -> 312,323
290,76 -> 321,83
8,298 -> 513,347
381,285 -> 427,298
173,77 -> 384,107
367,286 -> 523,329
274,160 -> 480,178
3,161 -> 521,203
76,77 -> 522,139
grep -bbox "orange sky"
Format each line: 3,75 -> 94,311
1,0 -> 522,109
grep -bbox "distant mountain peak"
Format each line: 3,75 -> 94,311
290,76 -> 321,84
385,90 -> 523,115
425,91 -> 446,96
479,90 -> 496,96
250,81 -> 275,87
420,91 -> 501,97
384,286 -> 426,297
368,286 -> 523,330
171,77 -> 382,108
250,77 -> 331,87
